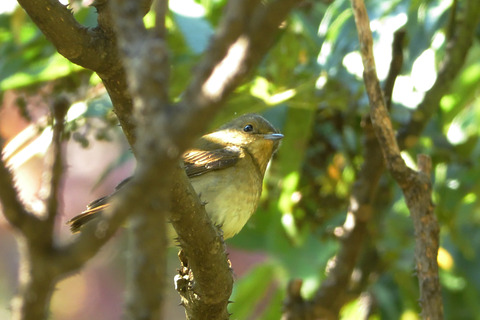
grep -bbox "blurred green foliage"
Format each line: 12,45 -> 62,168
1,0 -> 480,319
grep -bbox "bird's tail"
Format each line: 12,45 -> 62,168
67,201 -> 110,233
69,178 -> 131,233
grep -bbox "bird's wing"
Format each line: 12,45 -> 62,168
68,203 -> 110,232
68,148 -> 241,232
183,147 -> 241,178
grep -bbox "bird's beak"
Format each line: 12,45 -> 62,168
263,133 -> 284,141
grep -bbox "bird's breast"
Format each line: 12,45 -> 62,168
189,156 -> 263,239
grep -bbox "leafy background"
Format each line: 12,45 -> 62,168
1,0 -> 479,319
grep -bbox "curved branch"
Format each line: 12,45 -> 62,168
179,0 -> 299,142
351,0 -> 444,318
282,121 -> 386,320
17,0 -> 139,146
17,0 -> 106,71
283,22 -> 407,319
313,122 -> 385,316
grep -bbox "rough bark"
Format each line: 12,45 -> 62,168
352,0 -> 444,318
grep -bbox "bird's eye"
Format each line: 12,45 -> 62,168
243,124 -> 254,132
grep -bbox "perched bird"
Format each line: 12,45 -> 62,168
68,113 -> 283,239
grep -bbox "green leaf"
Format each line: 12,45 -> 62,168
229,262 -> 279,320
170,0 -> 214,54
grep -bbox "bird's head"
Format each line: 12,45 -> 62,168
203,113 -> 283,174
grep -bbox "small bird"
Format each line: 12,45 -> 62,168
68,113 -> 283,239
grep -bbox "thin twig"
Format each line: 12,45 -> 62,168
44,97 -> 69,226
154,0 -> 169,39
384,28 -> 405,109
179,0 -> 298,142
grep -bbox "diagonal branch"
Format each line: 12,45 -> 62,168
17,0 -> 110,72
179,0 -> 299,142
282,21 -> 405,320
55,175 -> 163,266
282,122 -> 387,320
313,121 -> 385,317
16,0 -> 151,146
351,0 -> 444,319
384,28 -> 406,109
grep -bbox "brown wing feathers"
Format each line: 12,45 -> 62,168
68,148 -> 241,232
183,148 -> 240,177
68,203 -> 111,232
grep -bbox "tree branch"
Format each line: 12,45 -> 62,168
1,96 -> 70,320
351,0 -> 444,318
110,0 -> 169,113
17,0 -> 143,146
43,97 -> 69,231
56,174 -> 166,271
282,19 -> 406,320
180,0 -> 299,140
154,0 -> 169,39
170,166 -> 233,319
17,0 -> 107,71
107,1 -> 170,318
384,28 -> 405,109
282,120 -> 386,320
313,121 -> 385,316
